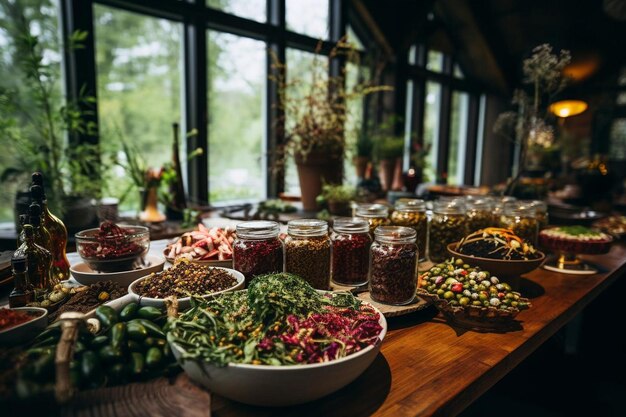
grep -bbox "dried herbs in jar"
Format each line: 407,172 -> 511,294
466,198 -> 495,233
390,199 -> 427,260
233,221 -> 284,286
428,199 -> 467,263
500,202 -> 538,245
284,219 -> 331,290
369,226 -> 418,305
331,218 -> 372,286
355,203 -> 390,235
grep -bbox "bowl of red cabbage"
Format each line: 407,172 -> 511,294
166,273 -> 387,406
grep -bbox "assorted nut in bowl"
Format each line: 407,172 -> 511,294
75,221 -> 149,272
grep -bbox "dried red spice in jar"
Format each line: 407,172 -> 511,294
331,217 -> 371,286
284,219 -> 331,290
233,221 -> 284,286
369,226 -> 418,305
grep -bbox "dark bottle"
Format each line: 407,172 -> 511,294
14,224 -> 53,296
9,256 -> 34,307
30,183 -> 70,281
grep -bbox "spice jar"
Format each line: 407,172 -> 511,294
355,203 -> 390,235
428,199 -> 467,263
390,199 -> 427,260
493,196 -> 517,220
368,226 -> 418,305
233,221 -> 284,286
527,200 -> 549,231
331,218 -> 372,286
284,219 -> 331,290
466,198 -> 494,233
500,202 -> 538,245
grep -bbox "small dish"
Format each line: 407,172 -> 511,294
0,307 -> 48,346
75,224 -> 150,272
70,255 -> 165,287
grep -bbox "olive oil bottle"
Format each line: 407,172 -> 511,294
31,174 -> 70,281
9,256 -> 34,307
14,224 -> 53,298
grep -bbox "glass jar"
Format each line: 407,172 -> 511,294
527,200 -> 549,231
428,199 -> 467,263
284,219 -> 331,290
355,203 -> 390,235
233,220 -> 284,286
466,198 -> 494,233
390,199 -> 427,260
492,196 -> 517,220
368,226 -> 418,305
331,218 -> 372,286
500,202 -> 538,245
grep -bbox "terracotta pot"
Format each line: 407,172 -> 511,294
353,156 -> 369,179
295,152 -> 342,212
378,159 -> 395,192
391,157 -> 404,191
327,200 -> 351,216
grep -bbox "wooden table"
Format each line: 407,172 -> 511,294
210,243 -> 626,417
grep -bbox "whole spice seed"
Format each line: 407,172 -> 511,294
49,280 -> 126,320
133,259 -> 237,299
233,238 -> 283,286
331,231 -> 371,286
285,236 -> 331,290
80,221 -> 144,260
369,242 -> 418,305
429,214 -> 467,263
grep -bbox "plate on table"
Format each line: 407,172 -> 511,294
70,254 -> 165,287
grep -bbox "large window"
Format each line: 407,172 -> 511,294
94,5 -> 183,211
207,0 -> 265,22
423,81 -> 441,182
286,0 -> 329,39
448,91 -> 469,185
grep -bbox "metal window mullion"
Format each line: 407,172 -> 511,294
464,94 -> 479,185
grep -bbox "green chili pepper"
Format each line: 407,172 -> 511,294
98,345 -> 124,363
95,305 -> 118,330
109,322 -> 127,349
91,335 -> 109,348
137,306 -> 162,321
145,347 -> 162,368
132,319 -> 165,338
120,302 -> 140,321
127,321 -> 148,341
130,352 -> 144,375
81,351 -> 102,382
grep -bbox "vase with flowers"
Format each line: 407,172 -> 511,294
494,44 -> 571,197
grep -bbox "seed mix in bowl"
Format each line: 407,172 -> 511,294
133,259 -> 238,299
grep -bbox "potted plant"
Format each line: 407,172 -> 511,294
271,40 -> 390,211
372,118 -> 405,192
353,129 -> 373,179
0,3 -> 101,232
318,184 -> 356,216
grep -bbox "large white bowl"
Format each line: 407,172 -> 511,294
169,303 -> 387,406
0,307 -> 48,346
70,254 -> 165,287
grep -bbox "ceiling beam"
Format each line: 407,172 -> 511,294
350,0 -> 394,61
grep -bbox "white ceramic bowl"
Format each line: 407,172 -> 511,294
70,255 -> 165,287
0,307 -> 48,346
169,304 -> 387,406
105,267 -> 245,311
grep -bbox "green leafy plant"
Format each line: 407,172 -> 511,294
371,117 -> 407,161
320,183 -> 356,203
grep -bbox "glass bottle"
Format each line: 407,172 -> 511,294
500,202 -> 538,245
390,199 -> 427,261
428,199 -> 467,263
14,224 -> 53,298
9,256 -> 34,308
355,203 -> 390,235
527,200 -> 549,231
30,184 -> 70,281
331,217 -> 372,286
284,219 -> 331,290
233,220 -> 284,286
466,197 -> 494,233
368,226 -> 418,305
18,203 -> 57,287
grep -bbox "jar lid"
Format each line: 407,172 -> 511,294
374,226 -> 416,243
433,199 -> 466,214
466,197 -> 493,210
236,220 -> 280,239
395,199 -> 426,212
287,219 -> 328,237
355,203 -> 389,217
503,201 -> 536,217
526,200 -> 547,213
332,217 -> 370,233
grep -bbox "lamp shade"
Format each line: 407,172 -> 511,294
549,100 -> 588,118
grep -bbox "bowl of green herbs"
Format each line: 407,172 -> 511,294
166,273 -> 387,406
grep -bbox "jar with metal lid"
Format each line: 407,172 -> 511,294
233,220 -> 284,286
368,226 -> 418,305
355,203 -> 390,235
466,197 -> 494,233
500,202 -> 538,245
527,200 -> 549,231
284,219 -> 331,290
331,218 -> 372,286
492,196 -> 517,220
428,199 -> 467,263
390,199 -> 427,260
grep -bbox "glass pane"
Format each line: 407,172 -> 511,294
454,64 -> 464,78
448,91 -> 469,185
207,31 -> 266,203
404,80 -> 414,171
284,48 -> 328,195
286,0 -> 329,39
207,0 -> 266,23
408,45 -> 417,65
423,81 -> 441,182
346,25 -> 365,51
609,118 -> 626,160
0,0 -> 61,222
95,5 -> 183,212
344,61 -> 367,186
426,50 -> 443,72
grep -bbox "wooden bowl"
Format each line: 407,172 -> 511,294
446,243 -> 545,280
